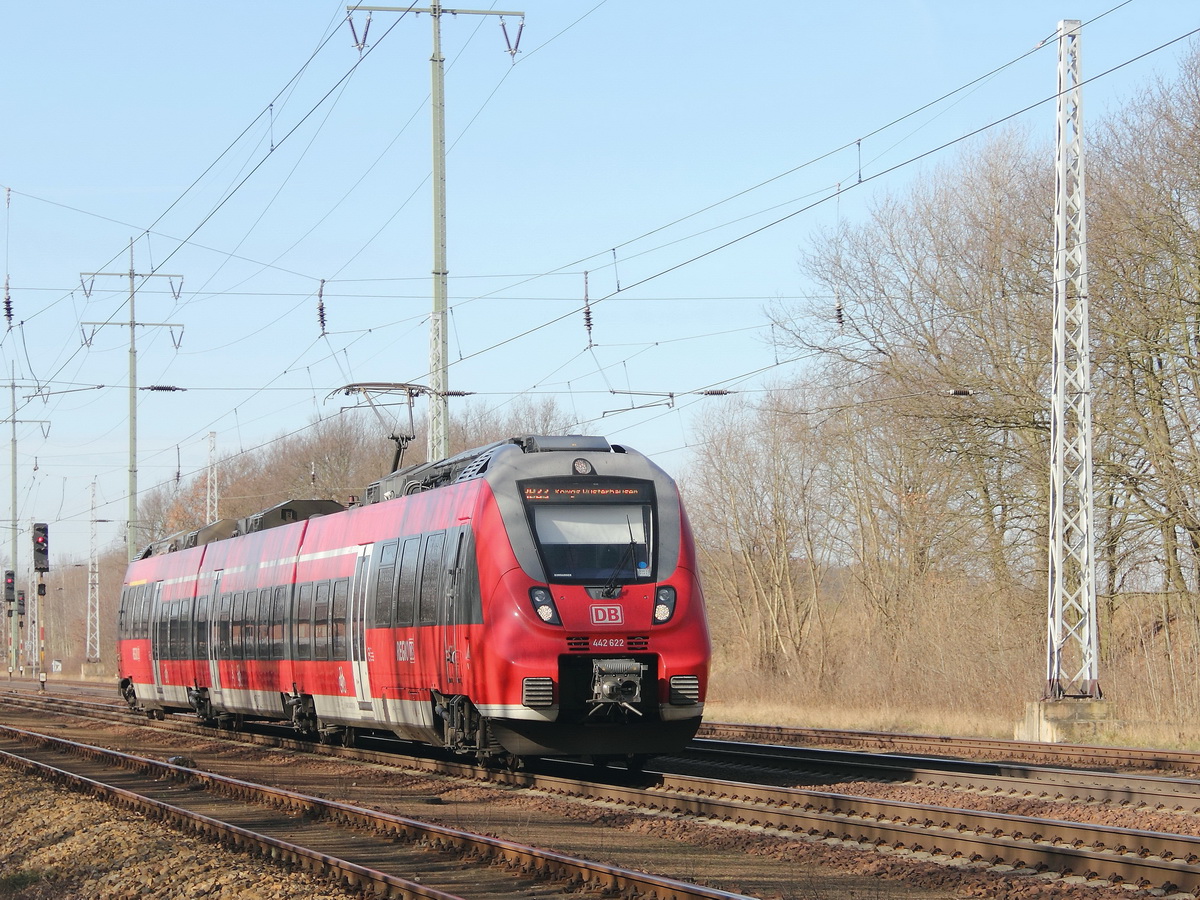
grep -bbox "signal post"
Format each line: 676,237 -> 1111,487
32,523 -> 47,684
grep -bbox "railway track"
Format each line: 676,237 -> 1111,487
8,686 -> 1200,896
18,689 -> 1200,820
700,720 -> 1200,773
672,739 -> 1200,812
0,721 -> 750,900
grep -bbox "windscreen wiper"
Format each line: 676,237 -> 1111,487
600,540 -> 635,598
600,516 -> 637,599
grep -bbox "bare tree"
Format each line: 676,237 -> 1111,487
688,384 -> 842,682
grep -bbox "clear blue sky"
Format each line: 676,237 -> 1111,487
1,1 -> 1197,561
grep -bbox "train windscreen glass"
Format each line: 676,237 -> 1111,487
522,480 -> 655,582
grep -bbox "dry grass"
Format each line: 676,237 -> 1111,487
703,694 -> 1014,739
705,677 -> 1200,752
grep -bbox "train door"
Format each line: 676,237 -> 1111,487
148,582 -> 165,701
193,595 -> 210,689
349,545 -> 372,708
207,571 -> 225,705
441,528 -> 467,689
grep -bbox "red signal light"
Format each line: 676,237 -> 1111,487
33,523 -> 49,572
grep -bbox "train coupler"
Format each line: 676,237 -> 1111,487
588,659 -> 647,716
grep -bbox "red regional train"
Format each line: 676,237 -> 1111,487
117,435 -> 710,765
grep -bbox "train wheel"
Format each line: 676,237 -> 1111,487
486,752 -> 523,772
625,754 -> 647,774
287,694 -> 318,735
318,726 -> 346,746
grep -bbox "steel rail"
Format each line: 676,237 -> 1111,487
700,721 -> 1200,773
520,772 -> 1200,894
0,723 -> 752,900
680,738 -> 1200,812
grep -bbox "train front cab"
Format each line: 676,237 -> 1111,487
483,570 -> 710,759
470,442 -> 711,759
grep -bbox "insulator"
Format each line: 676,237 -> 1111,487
3,296 -> 11,325
317,279 -> 327,335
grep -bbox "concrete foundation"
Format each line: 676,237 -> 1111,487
79,661 -> 112,682
1015,698 -> 1113,743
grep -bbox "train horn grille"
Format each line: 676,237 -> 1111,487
669,675 -> 701,704
522,677 -> 555,708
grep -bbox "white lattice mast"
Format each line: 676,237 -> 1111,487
206,431 -> 218,522
86,480 -> 101,663
1046,19 -> 1100,700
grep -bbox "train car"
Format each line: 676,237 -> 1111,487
117,435 -> 710,763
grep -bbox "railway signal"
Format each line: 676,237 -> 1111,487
3,570 -> 13,603
33,522 -> 49,572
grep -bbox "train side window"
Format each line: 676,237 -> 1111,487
418,532 -> 445,626
118,588 -> 130,639
313,582 -> 330,661
160,600 -> 170,660
247,590 -> 259,661
396,537 -> 420,627
146,585 -> 158,641
119,588 -> 132,638
272,586 -> 288,660
143,586 -> 155,641
174,600 -> 185,659
194,595 -> 209,660
245,589 -> 260,660
261,588 -> 274,660
218,593 -> 232,657
136,585 -> 150,640
165,600 -> 178,660
232,591 -> 246,660
181,598 -> 194,660
331,579 -> 349,660
155,591 -> 168,660
373,540 -> 398,628
296,583 -> 313,661
449,527 -> 482,625
177,599 -> 186,659
256,590 -> 268,660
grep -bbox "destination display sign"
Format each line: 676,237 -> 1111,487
521,480 -> 652,503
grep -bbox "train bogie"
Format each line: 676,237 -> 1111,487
117,435 -> 710,761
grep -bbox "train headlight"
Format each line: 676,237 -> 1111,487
652,586 -> 677,624
529,586 -> 562,625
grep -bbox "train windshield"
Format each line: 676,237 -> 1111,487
522,479 -> 655,583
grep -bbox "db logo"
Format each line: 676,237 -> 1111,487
590,604 -> 623,625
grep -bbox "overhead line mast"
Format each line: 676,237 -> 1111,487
82,242 -> 183,561
347,3 -> 523,463
1045,19 -> 1100,701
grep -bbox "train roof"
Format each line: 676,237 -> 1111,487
362,434 -> 619,505
136,435 -> 628,558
